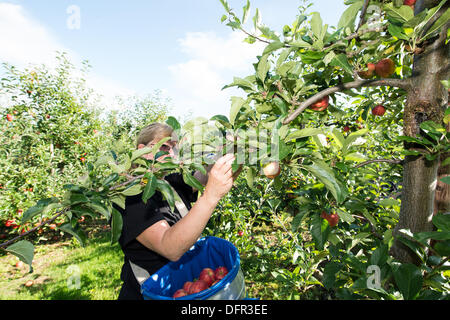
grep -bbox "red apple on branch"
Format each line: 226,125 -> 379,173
372,105 -> 386,117
309,96 -> 329,111
357,63 -> 376,79
375,58 -> 396,78
321,211 -> 340,227
404,0 -> 416,8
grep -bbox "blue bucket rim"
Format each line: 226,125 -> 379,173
141,236 -> 241,300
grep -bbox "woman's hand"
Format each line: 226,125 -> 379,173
203,153 -> 236,204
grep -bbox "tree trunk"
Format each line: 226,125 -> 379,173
391,2 -> 449,263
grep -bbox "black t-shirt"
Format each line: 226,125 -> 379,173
115,173 -> 198,300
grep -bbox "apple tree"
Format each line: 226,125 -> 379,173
218,0 -> 449,261
213,0 -> 449,298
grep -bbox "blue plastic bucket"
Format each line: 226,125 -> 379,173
141,236 -> 246,300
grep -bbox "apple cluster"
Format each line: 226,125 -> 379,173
172,266 -> 229,298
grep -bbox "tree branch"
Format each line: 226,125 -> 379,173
356,0 -> 371,33
283,78 -> 412,125
239,27 -> 271,45
0,209 -> 67,249
354,159 -> 404,169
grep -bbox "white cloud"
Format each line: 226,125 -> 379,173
0,3 -> 135,112
0,3 -> 70,67
168,31 -> 265,120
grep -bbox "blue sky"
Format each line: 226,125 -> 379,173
0,0 -> 347,121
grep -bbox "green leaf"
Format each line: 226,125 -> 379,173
6,240 -> 34,272
166,116 -> 181,131
343,128 -> 369,153
21,197 -> 60,224
420,120 -> 445,135
421,7 -> 450,40
83,201 -> 111,220
415,231 -> 450,242
69,192 -> 89,206
156,179 -> 175,211
210,114 -> 232,129
310,12 -> 323,40
275,139 -> 291,161
59,222 -> 87,247
345,152 -> 367,163
110,207 -> 123,244
300,51 -> 325,64
253,8 -> 261,30
310,213 -> 330,250
291,208 -> 310,232
242,0 -> 250,24
432,213 -> 450,231
245,166 -> 255,189
397,230 -> 426,263
330,54 -> 354,75
331,128 -> 345,149
182,171 -> 204,192
323,262 -> 343,289
285,128 -> 323,141
222,77 -> 255,91
150,137 -> 171,156
384,3 -> 414,23
441,157 -> 450,167
338,1 -> 363,29
388,23 -> 410,40
263,41 -> 285,56
440,176 -> 450,185
219,0 -> 230,13
370,244 -> 389,266
111,195 -> 126,210
393,263 -> 423,300
142,174 -> 157,204
131,147 -> 154,162
121,184 -> 143,197
394,0 -> 404,7
304,160 -> 348,204
190,162 -> 207,176
102,173 -> 120,187
272,96 -> 287,116
230,96 -> 246,126
256,54 -> 271,84
434,240 -> 450,256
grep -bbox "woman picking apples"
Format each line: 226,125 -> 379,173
116,123 -> 242,300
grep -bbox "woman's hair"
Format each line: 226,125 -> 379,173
136,123 -> 174,148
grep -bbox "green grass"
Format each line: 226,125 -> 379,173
0,225 -> 124,300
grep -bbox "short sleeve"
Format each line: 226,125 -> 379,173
118,194 -> 166,247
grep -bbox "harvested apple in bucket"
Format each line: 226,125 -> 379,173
172,266 -> 229,298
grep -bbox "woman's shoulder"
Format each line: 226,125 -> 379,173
164,172 -> 183,185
